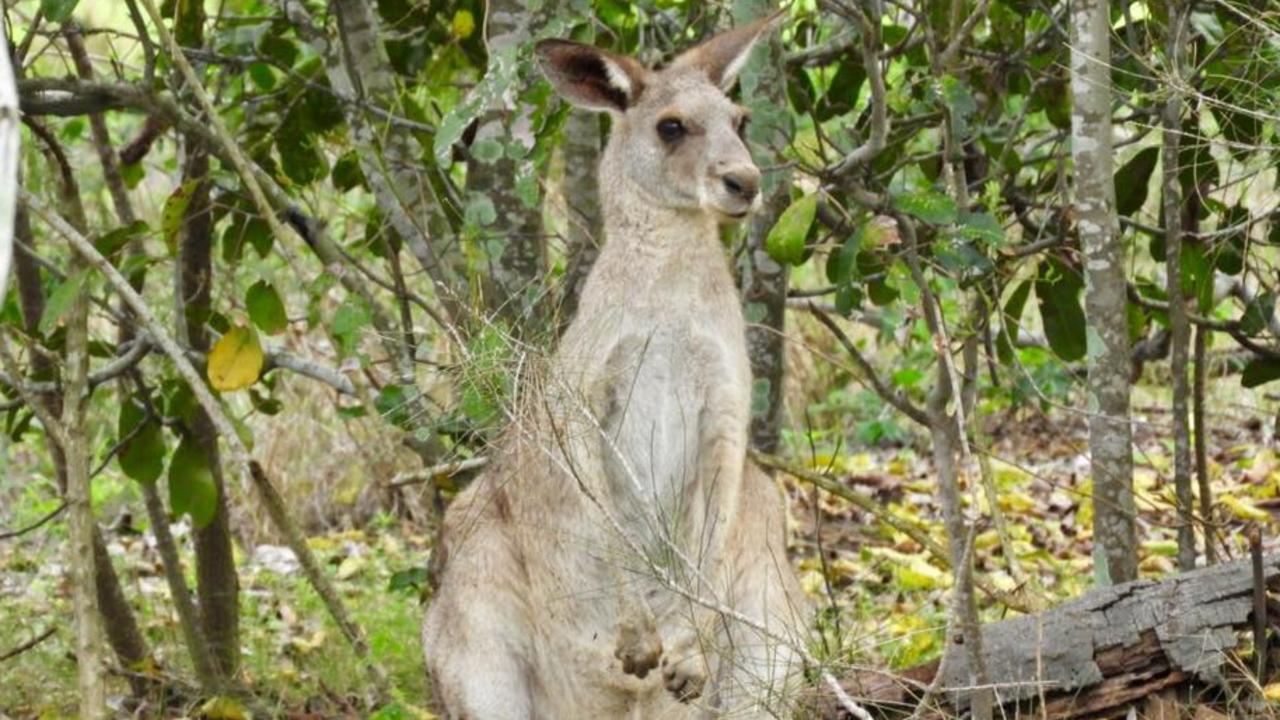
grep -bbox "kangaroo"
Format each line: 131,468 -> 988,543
423,15 -> 809,719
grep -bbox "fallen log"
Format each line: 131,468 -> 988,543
831,555 -> 1278,718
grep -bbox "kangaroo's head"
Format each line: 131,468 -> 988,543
535,14 -> 781,222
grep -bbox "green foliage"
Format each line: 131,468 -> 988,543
246,281 -> 288,335
168,435 -> 218,528
765,193 -> 817,265
117,400 -> 166,484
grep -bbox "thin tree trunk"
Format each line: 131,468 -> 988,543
62,217 -> 107,719
558,109 -> 603,329
1193,324 -> 1214,564
735,0 -> 790,453
1070,0 -> 1138,584
178,137 -> 241,676
1162,0 -> 1195,572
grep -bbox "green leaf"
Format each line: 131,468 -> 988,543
471,138 -> 504,164
993,278 -> 1034,361
816,59 -> 865,121
1114,147 -> 1159,217
169,435 -> 218,528
117,401 -> 166,484
1035,259 -> 1086,361
39,270 -> 87,336
464,195 -> 497,227
375,384 -> 417,431
1242,358 -> 1280,388
247,62 -> 276,91
120,162 -> 145,189
332,298 -> 371,355
331,152 -> 366,192
94,220 -> 149,260
41,0 -> 80,22
958,211 -> 1004,246
1240,292 -> 1276,336
892,190 -> 957,225
246,281 -> 287,335
387,567 -> 429,594
765,194 -> 818,265
161,180 -> 201,253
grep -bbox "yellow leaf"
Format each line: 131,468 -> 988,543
1142,538 -> 1179,557
451,10 -> 475,39
200,696 -> 250,720
1221,494 -> 1270,523
894,556 -> 949,591
207,326 -> 263,391
335,555 -> 366,580
1263,682 -> 1280,701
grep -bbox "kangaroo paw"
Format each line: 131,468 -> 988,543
614,624 -> 662,679
661,644 -> 707,702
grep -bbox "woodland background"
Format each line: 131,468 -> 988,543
0,0 -> 1279,717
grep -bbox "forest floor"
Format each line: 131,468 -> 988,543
1,396 -> 1278,718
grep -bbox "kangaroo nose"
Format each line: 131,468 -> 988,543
722,170 -> 759,203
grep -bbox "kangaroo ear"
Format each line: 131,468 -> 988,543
670,10 -> 785,91
534,40 -> 647,113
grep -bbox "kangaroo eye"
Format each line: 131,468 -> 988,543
656,118 -> 686,143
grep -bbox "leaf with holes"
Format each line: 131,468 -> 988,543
766,194 -> 817,265
246,281 -> 287,335
207,326 -> 264,392
169,435 -> 218,528
893,190 -> 957,225
161,180 -> 201,254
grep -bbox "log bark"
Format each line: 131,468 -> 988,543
830,556 -> 1277,718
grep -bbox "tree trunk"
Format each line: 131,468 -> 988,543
1069,0 -> 1138,584
735,0 -> 790,453
62,218 -> 106,719
557,109 -> 603,330
177,139 -> 241,677
466,0 -> 552,331
831,556 -> 1277,718
1162,0 -> 1196,572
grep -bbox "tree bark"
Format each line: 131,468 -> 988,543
177,137 -> 241,678
61,214 -> 107,719
1070,0 -> 1138,584
735,0 -> 791,453
832,555 -> 1278,718
1162,0 -> 1196,572
171,2 -> 240,678
466,0 -> 552,331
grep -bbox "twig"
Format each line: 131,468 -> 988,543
0,502 -> 67,541
806,302 -> 930,426
0,627 -> 56,662
389,457 -> 489,488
